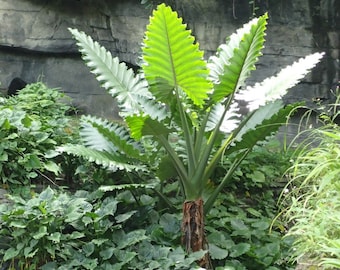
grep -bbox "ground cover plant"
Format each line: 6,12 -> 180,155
205,139 -> 296,270
0,139 -> 296,269
0,187 -> 205,269
60,3 -> 323,268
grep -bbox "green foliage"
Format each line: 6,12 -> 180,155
0,82 -> 78,191
204,139 -> 295,270
0,138 -> 297,269
64,3 -> 323,212
0,187 -> 203,269
281,126 -> 340,269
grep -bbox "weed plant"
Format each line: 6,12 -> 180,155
281,123 -> 340,268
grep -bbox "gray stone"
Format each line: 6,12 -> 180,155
0,0 -> 338,118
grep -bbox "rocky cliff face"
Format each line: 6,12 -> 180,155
0,0 -> 339,118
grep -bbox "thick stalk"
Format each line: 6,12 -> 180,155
192,95 -> 236,192
181,198 -> 212,269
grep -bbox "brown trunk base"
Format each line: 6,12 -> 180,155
181,198 -> 212,269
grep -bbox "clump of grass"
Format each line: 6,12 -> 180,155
281,125 -> 340,269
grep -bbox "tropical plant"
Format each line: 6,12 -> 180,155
280,126 -> 340,269
62,4 -> 323,268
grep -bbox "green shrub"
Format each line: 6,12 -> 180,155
0,82 -> 78,192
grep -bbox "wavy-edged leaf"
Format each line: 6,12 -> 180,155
137,98 -> 169,121
229,243 -> 251,258
142,3 -> 211,107
236,52 -> 325,111
99,183 -> 156,192
235,100 -> 284,142
209,243 -> 229,260
58,144 -> 145,172
69,28 -> 150,115
209,14 -> 267,103
206,102 -> 241,133
80,115 -> 143,160
228,101 -> 299,153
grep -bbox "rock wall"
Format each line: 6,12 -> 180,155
0,0 -> 339,118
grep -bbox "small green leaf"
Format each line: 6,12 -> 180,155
27,154 -> 41,169
67,231 -> 85,240
9,220 -> 26,228
156,155 -> 178,181
38,202 -> 47,215
34,132 -> 49,143
209,243 -> 228,260
41,262 -> 57,270
229,243 -> 251,257
168,246 -> 185,262
83,242 -> 95,257
159,213 -> 180,234
113,250 -> 137,263
39,187 -> 55,201
92,239 -> 108,246
115,211 -> 137,223
246,207 -> 262,217
248,170 -> 265,183
0,151 -> 8,161
117,229 -> 147,249
251,220 -> 270,230
100,247 -> 115,260
12,229 -> 26,237
187,249 -> 208,261
33,226 -> 47,239
43,161 -> 61,175
24,246 -> 39,258
47,232 -> 61,243
45,243 -> 56,259
230,219 -> 248,231
3,247 -> 19,261
97,199 -> 118,217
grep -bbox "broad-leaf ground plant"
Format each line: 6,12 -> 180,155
62,4 -> 323,268
0,187 -> 205,269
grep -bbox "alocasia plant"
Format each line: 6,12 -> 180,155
61,4 -> 323,268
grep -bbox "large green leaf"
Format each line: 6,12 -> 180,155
126,115 -> 173,140
229,101 -> 299,153
209,14 -> 267,103
58,144 -> 144,172
236,52 -> 324,111
80,115 -> 143,160
69,28 -> 150,116
142,3 -> 211,107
